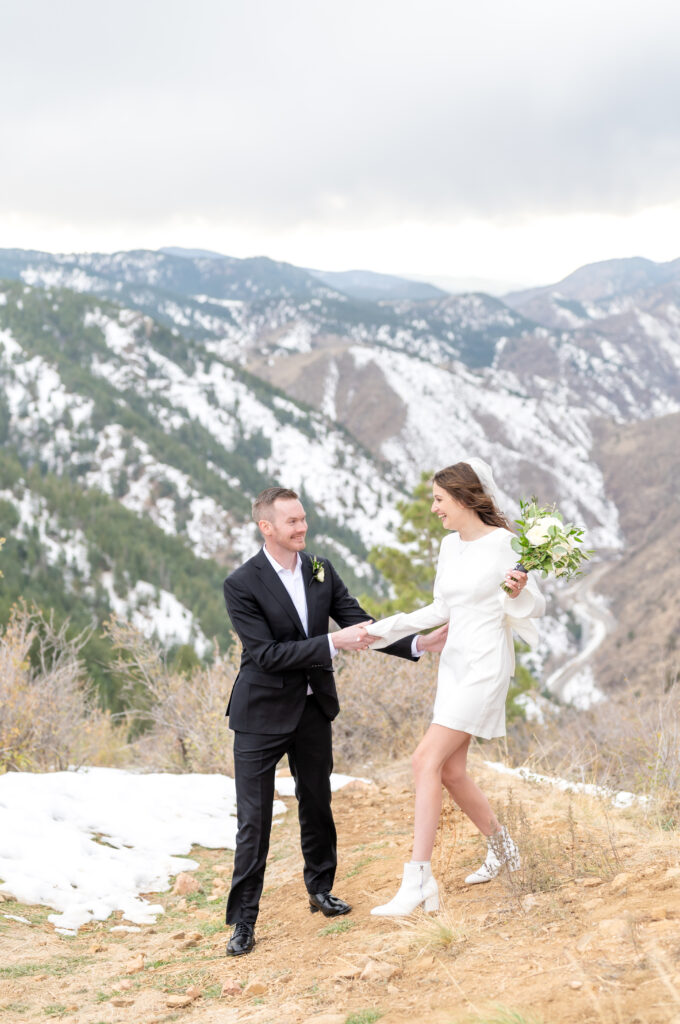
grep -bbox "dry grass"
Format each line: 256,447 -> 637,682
487,675 -> 680,832
105,617 -> 236,774
494,789 -> 622,897
331,648 -> 437,769
0,602 -> 125,771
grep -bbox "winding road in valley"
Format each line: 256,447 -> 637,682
544,561 -> 617,703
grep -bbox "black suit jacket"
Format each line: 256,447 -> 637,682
223,548 -> 416,734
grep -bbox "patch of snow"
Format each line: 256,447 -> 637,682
485,760 -> 644,809
0,768 -> 368,932
0,767 -> 284,931
274,772 -> 370,797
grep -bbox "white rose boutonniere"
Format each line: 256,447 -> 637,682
311,555 -> 325,583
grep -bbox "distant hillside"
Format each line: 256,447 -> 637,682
592,410 -> 680,691
306,266 -> 448,301
2,247 -> 680,707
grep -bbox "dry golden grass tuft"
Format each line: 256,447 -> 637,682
0,602 -> 124,771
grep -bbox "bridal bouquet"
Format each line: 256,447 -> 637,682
500,498 -> 593,594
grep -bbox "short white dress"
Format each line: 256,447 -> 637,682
369,528 -> 545,739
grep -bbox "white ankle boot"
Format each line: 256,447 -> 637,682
465,826 -> 520,885
371,862 -> 439,916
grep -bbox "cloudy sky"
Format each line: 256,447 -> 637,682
3,0 -> 680,288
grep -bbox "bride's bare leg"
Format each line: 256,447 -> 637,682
440,740 -> 500,836
411,725 -> 470,861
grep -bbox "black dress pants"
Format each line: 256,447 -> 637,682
226,695 -> 336,926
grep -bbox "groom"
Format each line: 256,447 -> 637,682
222,486 -> 446,956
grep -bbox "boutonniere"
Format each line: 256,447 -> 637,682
310,555 -> 325,583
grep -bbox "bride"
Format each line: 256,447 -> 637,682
362,459 -> 545,916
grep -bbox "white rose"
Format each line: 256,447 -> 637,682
525,516 -> 563,546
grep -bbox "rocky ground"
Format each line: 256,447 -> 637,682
1,756 -> 680,1024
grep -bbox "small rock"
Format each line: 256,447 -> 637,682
415,954 -> 435,970
244,979 -> 267,996
66,1006 -> 78,1013
569,980 -> 583,990
387,983 -> 400,995
179,938 -> 200,949
119,979 -> 132,991
582,877 -> 603,888
521,895 -> 538,912
597,918 -> 629,939
126,953 -> 146,974
334,964 -> 362,980
172,872 -> 200,896
610,872 -> 633,893
389,935 -> 414,954
583,897 -> 604,911
111,998 -> 134,1007
220,979 -> 242,997
652,866 -> 680,891
90,941 -> 106,953
576,935 -> 591,953
214,865 -> 231,875
360,959 -> 398,981
166,994 -> 194,1008
186,985 -> 202,999
171,931 -> 186,941
194,910 -> 211,920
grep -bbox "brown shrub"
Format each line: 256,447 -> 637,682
331,649 -> 437,770
487,675 -> 680,825
105,618 -> 236,774
0,602 -> 124,771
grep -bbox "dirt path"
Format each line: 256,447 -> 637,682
2,758 -> 679,1024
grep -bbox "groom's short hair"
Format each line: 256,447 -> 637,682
252,486 -> 299,523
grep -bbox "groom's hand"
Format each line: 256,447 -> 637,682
415,624 -> 449,653
332,621 -> 374,651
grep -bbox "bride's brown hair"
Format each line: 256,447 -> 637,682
433,462 -> 512,530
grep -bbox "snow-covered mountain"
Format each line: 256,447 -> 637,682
1,248 -> 679,698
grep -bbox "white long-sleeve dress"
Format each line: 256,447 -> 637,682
369,528 -> 545,739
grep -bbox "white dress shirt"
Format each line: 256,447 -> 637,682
262,547 -> 337,697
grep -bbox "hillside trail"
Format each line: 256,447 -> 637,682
1,756 -> 679,1024
545,562 -> 617,704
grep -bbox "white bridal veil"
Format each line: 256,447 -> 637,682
462,456 -> 504,512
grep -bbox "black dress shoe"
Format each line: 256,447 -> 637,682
226,922 -> 255,956
308,891 -> 352,917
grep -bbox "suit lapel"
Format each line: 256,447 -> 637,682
254,548 -> 307,637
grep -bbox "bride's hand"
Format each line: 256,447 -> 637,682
415,624 -> 449,653
504,569 -> 527,598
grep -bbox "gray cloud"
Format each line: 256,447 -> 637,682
2,0 -> 680,233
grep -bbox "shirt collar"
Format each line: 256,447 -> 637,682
262,545 -> 302,577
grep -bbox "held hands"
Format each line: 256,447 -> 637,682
504,568 -> 528,598
415,623 -> 449,653
332,620 -> 375,651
